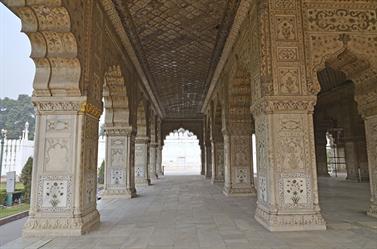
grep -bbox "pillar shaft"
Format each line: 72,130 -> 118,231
102,127 -> 136,198
252,98 -> 326,231
135,137 -> 151,186
211,141 -> 224,183
223,133 -> 256,196
24,98 -> 101,236
344,137 -> 369,182
314,130 -> 330,177
149,143 -> 158,180
364,115 -> 377,217
204,145 -> 212,178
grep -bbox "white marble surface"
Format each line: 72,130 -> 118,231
1,176 -> 377,249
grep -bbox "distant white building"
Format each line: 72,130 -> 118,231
162,128 -> 201,175
1,122 -> 34,176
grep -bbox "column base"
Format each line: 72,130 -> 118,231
135,179 -> 151,187
211,178 -> 224,184
255,207 -> 326,232
23,209 -> 100,237
102,188 -> 137,199
205,175 -> 212,179
223,185 -> 256,197
367,202 -> 377,218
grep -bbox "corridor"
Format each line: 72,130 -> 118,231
1,176 -> 377,249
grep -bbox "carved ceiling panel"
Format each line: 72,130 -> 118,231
112,0 -> 239,118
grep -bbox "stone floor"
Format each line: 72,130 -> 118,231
1,175 -> 377,249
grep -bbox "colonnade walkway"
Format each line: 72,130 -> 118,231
1,175 -> 377,249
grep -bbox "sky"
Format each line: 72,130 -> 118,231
0,3 -> 35,99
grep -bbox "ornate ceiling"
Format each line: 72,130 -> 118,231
113,0 -> 240,118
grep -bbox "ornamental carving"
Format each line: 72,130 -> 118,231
235,167 -> 248,184
279,174 -> 312,209
110,169 -> 125,185
37,175 -> 72,213
277,47 -> 299,62
259,176 -> 267,204
273,0 -> 296,10
307,9 -> 377,32
44,138 -> 70,172
276,16 -> 297,41
278,68 -> 301,95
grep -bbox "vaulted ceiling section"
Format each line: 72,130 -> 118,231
113,0 -> 240,118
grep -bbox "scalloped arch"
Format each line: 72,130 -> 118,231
2,0 -> 81,97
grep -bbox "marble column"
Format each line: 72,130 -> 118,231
102,127 -> 137,198
201,144 -> 205,176
252,97 -> 326,231
223,131 -> 256,196
211,140 -> 224,183
24,98 -> 101,236
344,137 -> 369,182
154,146 -> 162,176
135,136 -> 151,186
149,143 -> 158,180
314,130 -> 330,177
363,115 -> 377,218
204,144 -> 212,179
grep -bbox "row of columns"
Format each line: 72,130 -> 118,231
103,124 -> 163,199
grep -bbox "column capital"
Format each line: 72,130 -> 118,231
250,96 -> 317,116
135,136 -> 150,143
105,126 -> 135,136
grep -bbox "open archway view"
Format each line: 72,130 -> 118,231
162,128 -> 201,175
1,1 -> 377,249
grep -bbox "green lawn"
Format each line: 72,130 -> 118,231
0,182 -> 24,191
0,204 -> 29,219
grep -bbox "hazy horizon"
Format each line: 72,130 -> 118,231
0,3 -> 35,99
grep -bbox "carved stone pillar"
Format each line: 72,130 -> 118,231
156,145 -> 163,175
211,141 -> 224,183
102,127 -> 137,198
252,97 -> 326,231
344,137 -> 369,182
223,131 -> 256,196
149,143 -> 158,180
204,144 -> 212,179
314,129 -> 330,177
135,136 -> 150,186
24,98 -> 101,236
201,144 -> 205,176
364,115 -> 377,218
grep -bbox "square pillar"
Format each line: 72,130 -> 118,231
102,127 -> 136,198
135,136 -> 151,186
211,141 -> 224,183
314,130 -> 330,177
223,133 -> 256,196
252,97 -> 326,231
156,145 -> 163,176
149,143 -> 158,180
24,98 -> 101,236
200,145 -> 205,176
364,115 -> 377,218
204,145 -> 212,179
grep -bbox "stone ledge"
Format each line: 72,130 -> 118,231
0,210 -> 29,226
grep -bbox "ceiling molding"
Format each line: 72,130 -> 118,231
100,0 -> 165,118
201,0 -> 253,113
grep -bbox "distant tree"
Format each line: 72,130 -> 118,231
0,95 -> 35,140
20,157 -> 33,203
98,160 -> 105,184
